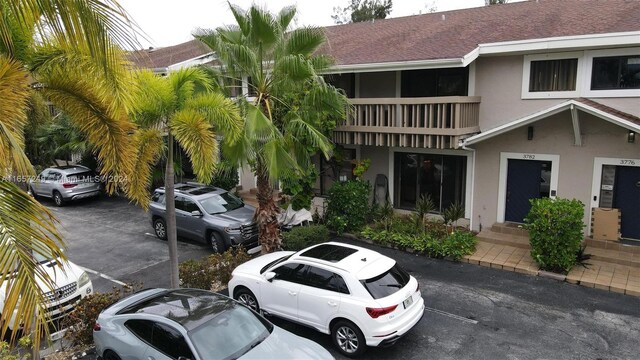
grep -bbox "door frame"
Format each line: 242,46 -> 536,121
590,156 -> 640,237
497,152 -> 560,223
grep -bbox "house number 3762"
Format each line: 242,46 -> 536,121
523,154 -> 536,160
620,159 -> 636,165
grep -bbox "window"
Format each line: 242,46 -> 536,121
394,152 -> 466,213
125,319 -> 154,344
175,196 -> 199,213
360,264 -> 410,299
591,55 -> 640,90
151,322 -> 194,360
401,68 -> 469,97
529,59 -> 578,92
305,266 -> 349,294
273,263 -> 307,284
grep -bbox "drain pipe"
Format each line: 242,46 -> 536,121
460,139 -> 477,232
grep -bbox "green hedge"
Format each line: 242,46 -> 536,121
179,248 -> 250,290
282,225 -> 330,251
524,197 -> 585,273
325,180 -> 371,234
361,227 -> 476,261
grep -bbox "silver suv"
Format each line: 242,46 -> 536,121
149,183 -> 259,253
29,165 -> 102,206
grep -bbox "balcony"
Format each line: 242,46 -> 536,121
333,96 -> 481,149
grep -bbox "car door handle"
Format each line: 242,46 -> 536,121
288,291 -> 297,296
327,301 -> 338,307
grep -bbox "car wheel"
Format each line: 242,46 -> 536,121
53,191 -> 65,207
209,232 -> 226,254
153,218 -> 167,240
332,320 -> 366,357
29,186 -> 38,200
235,288 -> 260,312
103,350 -> 121,360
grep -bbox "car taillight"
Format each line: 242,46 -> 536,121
366,305 -> 398,319
93,323 -> 101,331
63,183 -> 77,188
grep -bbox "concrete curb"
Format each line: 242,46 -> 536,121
538,270 -> 567,282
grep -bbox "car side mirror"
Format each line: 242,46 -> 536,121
264,271 -> 276,282
191,210 -> 203,217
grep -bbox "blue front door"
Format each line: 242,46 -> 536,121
614,166 -> 640,240
505,159 -> 551,223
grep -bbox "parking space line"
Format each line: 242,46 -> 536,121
78,266 -> 127,286
424,307 -> 478,324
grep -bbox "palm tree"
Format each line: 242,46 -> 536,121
195,3 -> 349,253
131,68 -> 243,288
0,0 -> 143,349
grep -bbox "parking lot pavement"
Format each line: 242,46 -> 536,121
46,196 -> 640,359
43,195 -> 211,292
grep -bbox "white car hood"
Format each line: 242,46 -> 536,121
0,258 -> 84,299
240,326 -> 333,360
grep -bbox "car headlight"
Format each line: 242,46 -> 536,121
78,271 -> 91,288
224,226 -> 241,234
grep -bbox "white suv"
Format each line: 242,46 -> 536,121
228,242 -> 425,357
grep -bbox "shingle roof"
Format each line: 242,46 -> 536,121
128,39 -> 212,69
575,98 -> 640,126
320,0 -> 640,66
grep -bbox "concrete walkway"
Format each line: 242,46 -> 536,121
464,223 -> 640,297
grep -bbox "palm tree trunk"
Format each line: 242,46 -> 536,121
256,159 -> 281,254
165,133 -> 180,287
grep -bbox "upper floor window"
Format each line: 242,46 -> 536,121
591,55 -> 640,90
522,52 -> 583,99
529,59 -> 578,92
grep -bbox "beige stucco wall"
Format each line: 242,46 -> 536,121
474,54 -> 640,131
471,110 -> 640,232
358,72 -> 396,98
360,145 -> 390,186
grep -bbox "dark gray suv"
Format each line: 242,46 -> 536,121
149,183 -> 259,253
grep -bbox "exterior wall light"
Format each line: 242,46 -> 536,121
527,126 -> 534,140
629,131 -> 635,143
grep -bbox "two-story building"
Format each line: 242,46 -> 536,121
131,0 -> 640,241
320,0 -> 639,241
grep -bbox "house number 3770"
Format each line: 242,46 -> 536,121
620,159 -> 636,165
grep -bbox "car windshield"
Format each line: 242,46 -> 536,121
198,192 -> 244,215
360,264 -> 410,299
189,305 -> 272,360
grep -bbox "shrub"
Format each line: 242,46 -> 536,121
524,197 -> 585,273
62,284 -> 141,347
179,248 -> 250,291
281,167 -> 318,211
282,225 -> 330,251
325,180 -> 371,234
442,230 -> 477,261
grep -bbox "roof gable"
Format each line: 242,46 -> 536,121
128,39 -> 212,69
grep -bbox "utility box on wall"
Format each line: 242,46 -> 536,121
591,208 -> 621,241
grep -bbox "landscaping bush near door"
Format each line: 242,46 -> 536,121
282,225 -> 330,251
524,197 -> 585,273
325,180 -> 371,234
179,248 -> 250,291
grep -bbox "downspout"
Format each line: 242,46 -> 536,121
460,140 -> 478,232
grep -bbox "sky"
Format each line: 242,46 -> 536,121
119,0 -> 513,49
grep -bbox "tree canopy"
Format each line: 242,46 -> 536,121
332,0 -> 393,24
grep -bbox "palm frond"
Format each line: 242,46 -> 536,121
128,128 -> 164,209
285,116 -> 333,158
0,181 -> 66,345
170,109 -> 218,184
186,92 -> 243,144
0,55 -> 33,176
131,70 -> 174,127
284,27 -> 325,57
277,5 -> 297,30
261,138 -> 298,181
245,103 -> 278,142
248,5 -> 279,48
169,67 -> 212,108
228,2 -> 250,36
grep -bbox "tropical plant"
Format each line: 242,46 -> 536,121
325,180 -> 371,234
524,197 -> 585,273
179,248 -> 250,291
415,194 -> 435,227
443,202 -> 466,230
282,225 -> 329,251
195,3 -> 349,254
0,0 -> 143,352
131,67 -> 243,287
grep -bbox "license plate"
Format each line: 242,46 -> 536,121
403,295 -> 413,309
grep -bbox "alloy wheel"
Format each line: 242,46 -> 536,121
336,325 -> 359,354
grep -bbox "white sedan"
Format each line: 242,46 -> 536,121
229,242 -> 425,357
